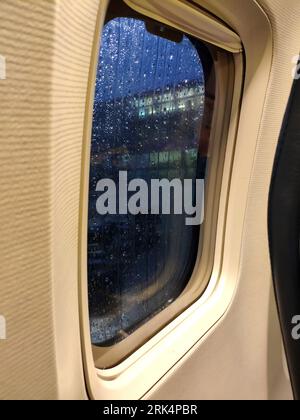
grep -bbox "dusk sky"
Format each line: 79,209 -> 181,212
94,17 -> 204,102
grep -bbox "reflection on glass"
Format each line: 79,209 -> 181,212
88,17 -> 206,346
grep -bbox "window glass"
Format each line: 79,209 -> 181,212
88,16 -> 210,346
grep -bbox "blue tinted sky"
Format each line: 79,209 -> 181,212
95,18 -> 204,102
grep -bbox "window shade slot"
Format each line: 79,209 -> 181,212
124,0 -> 242,53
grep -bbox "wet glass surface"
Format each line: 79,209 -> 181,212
88,17 -> 206,345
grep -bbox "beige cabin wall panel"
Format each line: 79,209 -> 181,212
0,0 -> 58,400
0,0 -> 100,399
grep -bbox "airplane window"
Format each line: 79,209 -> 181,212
88,15 -> 215,350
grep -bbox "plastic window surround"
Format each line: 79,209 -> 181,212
79,0 -> 245,400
